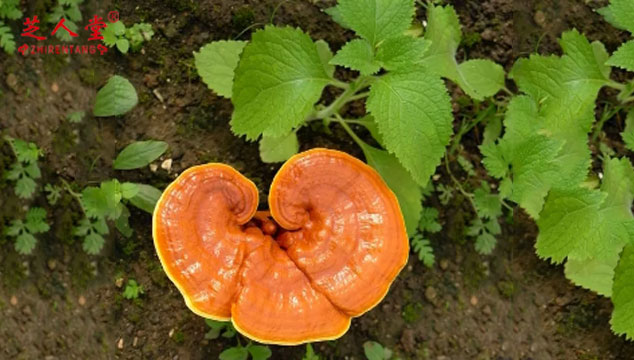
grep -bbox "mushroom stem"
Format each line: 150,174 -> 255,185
254,210 -> 278,236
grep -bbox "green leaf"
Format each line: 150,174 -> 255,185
93,217 -> 109,235
480,143 -> 507,178
611,243 -> 634,340
475,232 -> 497,255
115,38 -> 129,53
607,39 -> 634,72
67,110 -> 85,123
315,39 -> 335,78
121,182 -> 139,199
598,0 -> 634,33
5,220 -> 24,236
25,207 -> 49,234
473,185 -> 502,219
411,234 -> 435,268
247,345 -> 272,360
302,344 -> 319,360
418,207 -> 441,233
456,59 -> 505,99
15,233 -> 37,255
375,36 -> 430,71
110,20 -> 126,36
565,253 -> 620,297
367,65 -> 453,186
24,163 -> 41,179
114,140 -> 168,170
0,23 -> 16,54
12,138 -> 40,164
102,25 -> 117,46
93,75 -> 138,117
194,40 -> 247,98
82,185 -> 117,219
5,163 -> 22,180
115,204 -> 133,238
622,109 -> 634,152
360,143 -> 422,236
334,0 -> 415,47
83,232 -> 105,255
363,341 -> 392,360
324,7 -> 348,29
259,132 -> 299,163
123,279 -> 143,299
330,38 -> 380,75
231,26 -> 331,140
15,177 -> 37,199
128,184 -> 162,214
219,347 -> 249,360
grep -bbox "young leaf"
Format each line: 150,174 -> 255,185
194,40 -> 247,98
334,0 -> 415,47
607,40 -> 634,72
121,182 -> 140,199
0,22 -> 16,54
25,207 -> 50,234
302,344 -> 320,360
360,142 -> 422,236
259,132 -> 299,163
247,345 -> 272,360
15,177 -> 37,199
83,232 -> 105,255
363,341 -> 392,360
93,75 -> 138,117
473,185 -> 502,219
128,184 -> 162,213
15,233 -> 37,255
231,26 -> 331,140
622,109 -> 634,152
367,65 -> 453,186
418,207 -> 441,233
115,38 -> 130,53
421,5 -> 504,100
611,243 -> 634,340
411,234 -> 435,268
330,38 -> 380,75
475,232 -> 496,255
598,0 -> 634,33
315,39 -> 335,78
219,347 -> 249,360
375,36 -> 430,71
114,140 -> 168,170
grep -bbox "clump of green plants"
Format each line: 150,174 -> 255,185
4,136 -> 43,199
122,279 -> 144,300
194,0 -> 504,238
204,319 -> 272,360
47,0 -> 83,41
102,21 -> 154,54
0,0 -> 22,53
4,207 -> 50,254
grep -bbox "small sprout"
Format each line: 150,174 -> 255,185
219,343 -> 272,360
204,319 -> 236,339
123,279 -> 144,299
4,137 -> 42,199
436,183 -> 453,206
5,207 -> 50,255
45,184 -> 62,205
302,344 -> 320,360
102,21 -> 154,54
66,110 -> 85,123
363,341 -> 393,360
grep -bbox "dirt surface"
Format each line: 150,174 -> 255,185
1,0 -> 634,359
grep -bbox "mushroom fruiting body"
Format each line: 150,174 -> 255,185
153,148 -> 409,345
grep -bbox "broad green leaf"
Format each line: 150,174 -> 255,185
15,233 -> 37,255
259,132 -> 299,163
480,142 -> 507,178
611,243 -> 634,340
82,185 -> 117,219
114,140 -> 168,170
473,185 -> 502,219
100,179 -> 123,220
194,40 -> 247,98
231,26 -> 331,140
367,65 -> 453,186
360,142 -> 422,236
375,36 -> 430,71
83,232 -> 105,255
598,0 -> 634,33
116,38 -> 129,53
129,184 -> 162,213
607,39 -> 634,72
121,182 -> 139,199
15,177 -> 37,199
247,345 -> 272,360
219,347 -> 249,360
565,253 -> 620,297
622,109 -> 634,152
330,38 -> 380,75
456,59 -> 505,99
421,5 -> 504,100
324,6 -> 349,29
334,0 -> 415,47
93,75 -> 138,117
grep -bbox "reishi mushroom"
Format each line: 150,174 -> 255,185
153,148 -> 409,345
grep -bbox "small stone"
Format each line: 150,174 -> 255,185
6,73 -> 18,92
481,28 -> 495,41
161,159 -> 173,172
51,82 -> 59,93
63,92 -> 73,102
10,295 -> 18,306
470,295 -> 479,306
115,277 -> 124,288
534,10 -> 546,28
117,338 -> 124,349
47,259 -> 57,271
439,259 -> 449,270
425,286 -> 437,303
407,264 -> 413,272
133,337 -> 138,347
150,164 -> 158,172
144,74 -> 159,88
432,174 -> 441,181
22,306 -> 32,316
482,305 -> 492,316
78,295 -> 86,306
168,328 -> 175,338
530,343 -> 538,352
555,296 -> 570,307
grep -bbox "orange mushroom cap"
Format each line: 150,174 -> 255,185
153,148 -> 409,345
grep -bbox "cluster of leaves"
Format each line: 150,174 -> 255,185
4,207 -> 50,254
47,0 -> 83,42
122,279 -> 144,300
4,137 -> 42,199
102,21 -> 154,54
0,0 -> 22,53
204,319 -> 272,360
194,0 -> 505,238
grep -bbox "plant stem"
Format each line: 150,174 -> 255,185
444,153 -> 479,215
311,76 -> 371,120
61,179 -> 87,216
592,103 -> 622,141
334,114 -> 365,147
449,104 -> 496,155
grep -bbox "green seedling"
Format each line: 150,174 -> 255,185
4,136 -> 42,199
4,207 -> 50,254
123,279 -> 144,300
102,21 -> 154,54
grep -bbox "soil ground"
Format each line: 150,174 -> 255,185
1,0 -> 634,359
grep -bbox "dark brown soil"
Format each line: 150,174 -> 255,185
1,0 -> 634,359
